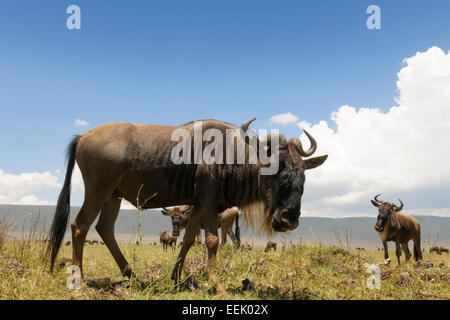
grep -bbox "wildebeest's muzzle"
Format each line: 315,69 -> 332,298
272,209 -> 300,232
374,218 -> 386,232
172,219 -> 181,236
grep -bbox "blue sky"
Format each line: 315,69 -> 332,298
1,1 -> 450,214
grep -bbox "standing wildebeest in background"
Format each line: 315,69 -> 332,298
265,241 -> 277,252
429,246 -> 441,254
168,234 -> 178,251
371,194 -> 423,265
162,206 -> 241,247
160,231 -> 177,252
430,246 -> 449,254
46,118 -> 327,295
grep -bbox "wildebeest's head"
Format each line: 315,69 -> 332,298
241,118 -> 328,233
161,206 -> 192,236
371,194 -> 404,232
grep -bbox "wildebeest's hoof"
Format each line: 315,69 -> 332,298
184,276 -> 199,291
242,278 -> 255,291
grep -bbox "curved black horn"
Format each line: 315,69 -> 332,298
240,117 -> 256,132
296,130 -> 317,157
393,199 -> 404,212
239,117 -> 261,152
374,194 -> 383,204
161,207 -> 172,216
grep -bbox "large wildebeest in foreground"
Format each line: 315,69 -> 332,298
162,206 -> 241,247
371,194 -> 423,265
46,118 -> 327,295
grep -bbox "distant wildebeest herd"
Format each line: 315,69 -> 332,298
45,117 -> 442,295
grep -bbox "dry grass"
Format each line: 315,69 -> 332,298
0,238 -> 449,300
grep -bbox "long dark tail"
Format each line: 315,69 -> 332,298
234,213 -> 241,248
46,136 -> 80,271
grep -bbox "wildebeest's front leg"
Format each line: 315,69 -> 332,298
382,241 -> 389,260
171,207 -> 202,284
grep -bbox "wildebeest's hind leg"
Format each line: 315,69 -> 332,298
401,242 -> 411,262
227,226 -> 237,245
220,227 -> 227,247
71,176 -> 122,279
395,242 -> 402,265
413,236 -> 423,261
171,207 -> 202,284
71,200 -> 108,278
95,196 -> 134,278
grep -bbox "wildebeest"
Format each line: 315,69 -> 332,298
440,247 -> 449,254
264,241 -> 277,252
162,206 -> 241,247
161,206 -> 192,237
46,118 -> 327,295
160,231 -> 177,252
371,194 -> 423,265
430,246 -> 449,254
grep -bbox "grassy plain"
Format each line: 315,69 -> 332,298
0,237 -> 448,300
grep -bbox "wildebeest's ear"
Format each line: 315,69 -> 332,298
303,155 -> 328,170
371,200 -> 380,208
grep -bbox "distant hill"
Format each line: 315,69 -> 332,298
1,204 -> 449,248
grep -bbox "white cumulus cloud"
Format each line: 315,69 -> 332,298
270,112 -> 299,125
281,46 -> 450,216
74,118 -> 89,126
0,169 -> 61,205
